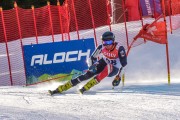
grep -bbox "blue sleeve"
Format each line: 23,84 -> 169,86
118,46 -> 127,67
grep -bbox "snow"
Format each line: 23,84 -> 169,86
1,82 -> 180,120
0,16 -> 180,119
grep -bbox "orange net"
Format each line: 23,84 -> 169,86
171,0 -> 180,15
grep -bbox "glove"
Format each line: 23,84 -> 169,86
88,62 -> 99,73
112,75 -> 121,86
86,58 -> 93,67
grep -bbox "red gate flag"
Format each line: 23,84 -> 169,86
134,21 -> 167,44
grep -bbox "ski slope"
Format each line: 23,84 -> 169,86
0,17 -> 180,119
0,82 -> 180,120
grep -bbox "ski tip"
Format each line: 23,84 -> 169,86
48,90 -> 63,96
48,90 -> 53,96
79,89 -> 84,95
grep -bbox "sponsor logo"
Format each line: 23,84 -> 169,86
145,0 -> 152,15
31,49 -> 90,66
103,52 -> 117,58
147,26 -> 157,36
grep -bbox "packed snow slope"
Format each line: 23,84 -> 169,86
0,82 -> 180,120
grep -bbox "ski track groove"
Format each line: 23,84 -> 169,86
23,96 -> 31,104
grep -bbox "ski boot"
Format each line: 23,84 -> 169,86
79,78 -> 99,94
48,81 -> 73,95
48,89 -> 59,95
79,87 -> 86,94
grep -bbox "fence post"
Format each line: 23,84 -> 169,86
31,5 -> 38,44
47,1 -> 54,42
88,0 -> 98,47
14,2 -> 27,85
72,0 -> 80,40
106,0 -> 112,31
65,0 -> 70,40
0,7 -> 13,86
14,2 -> 22,41
57,1 -> 64,41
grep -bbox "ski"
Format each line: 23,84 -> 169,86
48,90 -> 62,96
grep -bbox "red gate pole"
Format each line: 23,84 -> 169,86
0,7 -> 13,86
47,1 -> 54,42
165,38 -> 171,85
88,0 -> 98,47
57,1 -> 64,41
121,0 -> 129,86
106,0 -> 112,31
31,5 -> 38,44
162,0 -> 171,85
122,0 -> 129,49
14,2 -> 27,85
72,0 -> 80,40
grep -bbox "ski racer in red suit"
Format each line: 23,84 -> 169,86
49,31 -> 127,95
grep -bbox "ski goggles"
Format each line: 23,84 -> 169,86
103,40 -> 114,46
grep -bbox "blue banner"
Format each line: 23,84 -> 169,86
23,38 -> 95,84
140,0 -> 162,17
140,0 -> 154,16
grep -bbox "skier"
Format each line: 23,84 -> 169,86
49,31 -> 127,95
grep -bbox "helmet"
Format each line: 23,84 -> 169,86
101,31 -> 115,41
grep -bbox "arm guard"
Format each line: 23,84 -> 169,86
118,46 -> 127,67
